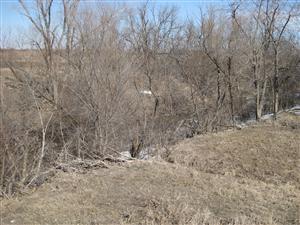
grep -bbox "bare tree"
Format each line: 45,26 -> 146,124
1,0 -> 299,196
226,0 -> 298,120
267,1 -> 295,119
200,6 -> 239,124
125,3 -> 179,117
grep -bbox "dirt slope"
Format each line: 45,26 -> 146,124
1,113 -> 299,225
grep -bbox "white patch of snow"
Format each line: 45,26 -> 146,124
287,105 -> 300,114
261,113 -> 274,120
140,90 -> 152,95
118,151 -> 132,161
290,105 -> 300,110
235,123 -> 247,129
245,119 -> 257,125
117,149 -> 153,161
139,147 -> 154,160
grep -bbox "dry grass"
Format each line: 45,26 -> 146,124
1,161 -> 299,224
168,114 -> 300,187
1,113 -> 299,225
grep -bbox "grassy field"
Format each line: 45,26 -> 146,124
1,113 -> 299,225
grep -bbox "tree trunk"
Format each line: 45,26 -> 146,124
53,78 -> 59,105
0,73 -> 4,136
227,57 -> 234,123
255,81 -> 262,120
273,47 -> 279,120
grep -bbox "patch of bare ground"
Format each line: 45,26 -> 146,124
1,113 -> 299,225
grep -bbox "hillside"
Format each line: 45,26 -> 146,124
1,113 -> 299,225
168,114 -> 300,187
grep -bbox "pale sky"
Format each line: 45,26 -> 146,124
0,0 -> 235,48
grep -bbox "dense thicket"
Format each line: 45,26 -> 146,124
1,0 -> 299,195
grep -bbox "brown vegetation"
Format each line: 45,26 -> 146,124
0,1 -> 300,223
168,115 -> 300,187
1,115 -> 299,224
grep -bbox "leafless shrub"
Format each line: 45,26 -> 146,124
0,0 -> 299,195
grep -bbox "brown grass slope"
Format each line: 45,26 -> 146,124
168,113 -> 300,187
1,113 -> 299,225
